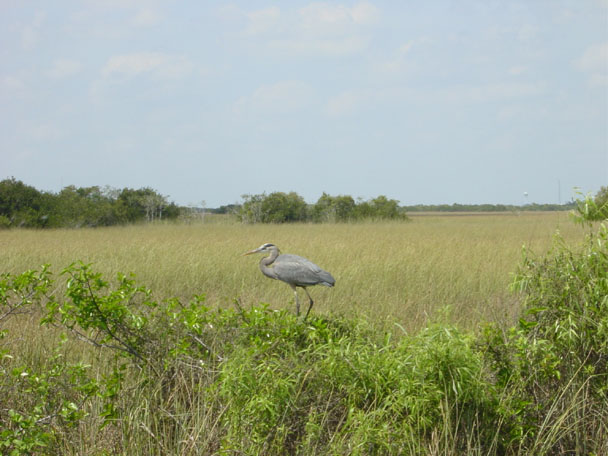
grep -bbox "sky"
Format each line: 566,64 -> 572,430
1,1 -> 607,208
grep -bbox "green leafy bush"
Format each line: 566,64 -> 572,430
572,188 -> 608,223
0,267 -> 100,455
311,193 -> 357,222
482,219 -> 608,454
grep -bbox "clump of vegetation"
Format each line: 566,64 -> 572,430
0,177 -> 180,228
481,208 -> 608,453
239,191 -> 407,223
239,191 -> 309,223
573,186 -> 608,222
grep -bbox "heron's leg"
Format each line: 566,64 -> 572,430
303,287 -> 314,321
290,284 -> 300,316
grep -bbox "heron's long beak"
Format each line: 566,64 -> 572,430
242,248 -> 259,256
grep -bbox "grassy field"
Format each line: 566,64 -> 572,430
2,211 -> 606,455
0,212 -> 583,332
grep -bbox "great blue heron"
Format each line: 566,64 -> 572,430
243,243 -> 335,319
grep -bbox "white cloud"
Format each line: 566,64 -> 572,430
91,52 -> 194,103
575,42 -> 608,86
47,59 -> 83,79
132,8 -> 162,27
234,81 -> 315,115
245,7 -> 281,35
351,2 -> 380,25
299,2 -> 379,32
508,65 -> 527,76
102,52 -> 193,80
295,1 -> 379,54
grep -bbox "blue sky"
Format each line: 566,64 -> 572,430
1,1 -> 606,207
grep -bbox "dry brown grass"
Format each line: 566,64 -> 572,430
0,212 -> 584,332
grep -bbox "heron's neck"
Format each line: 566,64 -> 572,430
260,247 -> 279,266
259,248 -> 280,279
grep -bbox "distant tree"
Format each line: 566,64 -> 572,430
312,193 -> 356,222
142,193 -> 166,222
263,192 -> 307,223
116,187 -> 177,223
44,186 -> 116,227
0,179 -> 179,228
333,195 -> 357,220
164,201 -> 180,220
239,193 -> 266,223
239,192 -> 307,223
0,177 -> 45,227
312,193 -> 333,222
369,195 -> 404,220
354,198 -> 372,220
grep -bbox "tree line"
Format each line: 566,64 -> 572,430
2,177 -> 605,228
238,192 -> 407,223
0,177 -> 179,228
403,202 -> 577,212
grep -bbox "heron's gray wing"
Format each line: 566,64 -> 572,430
273,254 -> 335,287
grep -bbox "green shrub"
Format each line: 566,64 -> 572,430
573,188 -> 608,222
311,193 -> 357,222
482,220 -> 608,454
239,192 -> 308,223
216,312 -> 504,455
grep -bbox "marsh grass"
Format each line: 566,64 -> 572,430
0,212 -> 581,332
1,213 -> 605,455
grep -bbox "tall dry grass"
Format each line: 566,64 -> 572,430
1,211 -> 603,455
0,212 -> 582,332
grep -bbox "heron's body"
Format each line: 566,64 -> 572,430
244,243 -> 335,319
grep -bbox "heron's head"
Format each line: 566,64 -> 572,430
243,243 -> 278,256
